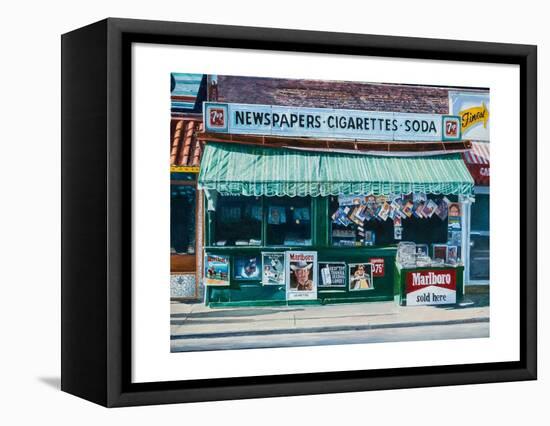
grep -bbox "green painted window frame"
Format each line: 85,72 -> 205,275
206,195 -> 333,249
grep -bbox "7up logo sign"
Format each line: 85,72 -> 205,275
442,116 -> 461,141
205,103 -> 228,132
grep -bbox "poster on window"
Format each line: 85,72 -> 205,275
285,251 -> 318,300
348,263 -> 374,291
318,262 -> 346,288
261,252 -> 286,285
204,253 -> 230,286
234,255 -> 261,280
267,206 -> 287,224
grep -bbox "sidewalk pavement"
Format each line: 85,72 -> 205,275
171,295 -> 489,340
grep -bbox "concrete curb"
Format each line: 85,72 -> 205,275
171,316 -> 489,340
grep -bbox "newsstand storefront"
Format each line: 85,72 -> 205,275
450,90 -> 491,285
196,102 -> 474,307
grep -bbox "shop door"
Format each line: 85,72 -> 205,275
170,182 -> 199,298
469,192 -> 489,282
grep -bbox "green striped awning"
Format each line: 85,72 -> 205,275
198,142 -> 474,197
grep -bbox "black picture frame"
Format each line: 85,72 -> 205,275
61,18 -> 537,407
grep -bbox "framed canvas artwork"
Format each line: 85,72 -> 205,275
61,18 -> 537,407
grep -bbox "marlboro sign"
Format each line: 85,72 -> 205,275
406,269 -> 457,306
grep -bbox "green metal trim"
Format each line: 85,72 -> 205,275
208,299 -> 321,308
216,246 -> 394,255
207,295 -> 393,308
321,295 -> 393,304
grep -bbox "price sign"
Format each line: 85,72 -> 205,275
370,258 -> 385,277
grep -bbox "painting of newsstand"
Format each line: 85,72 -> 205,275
169,73 -> 490,352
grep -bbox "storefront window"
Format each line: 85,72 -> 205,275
401,216 -> 448,245
213,195 -> 262,246
265,197 -> 312,246
171,185 -> 196,254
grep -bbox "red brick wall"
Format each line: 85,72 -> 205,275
217,76 -> 450,114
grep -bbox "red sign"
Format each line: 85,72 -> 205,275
405,269 -> 457,305
208,108 -> 226,128
406,269 -> 456,291
369,258 -> 385,277
465,163 -> 490,186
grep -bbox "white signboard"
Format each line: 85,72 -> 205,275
204,102 -> 461,142
406,269 -> 457,306
449,91 -> 490,141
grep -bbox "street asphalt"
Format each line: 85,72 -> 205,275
171,322 -> 489,352
170,294 -> 490,352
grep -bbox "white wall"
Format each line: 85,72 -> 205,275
0,0 -> 545,423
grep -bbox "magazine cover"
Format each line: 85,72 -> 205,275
378,201 -> 391,221
331,207 -> 344,224
447,245 -> 459,264
435,198 -> 449,220
448,202 -> 461,218
448,230 -> 462,247
432,244 -> 448,262
318,262 -> 346,287
394,225 -> 403,240
261,252 -> 285,285
402,200 -> 414,217
413,192 -> 427,204
332,206 -> 352,227
204,253 -> 230,286
393,215 -> 403,227
234,255 -> 261,280
286,251 -> 318,300
448,202 -> 461,234
415,244 -> 429,257
353,204 -> 367,223
392,200 -> 405,219
364,231 -> 376,246
350,206 -> 364,226
364,205 -> 375,222
349,263 -> 374,291
422,199 -> 438,218
414,202 -> 426,218
338,195 -> 364,206
365,195 -> 376,205
413,193 -> 427,218
376,195 -> 388,204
